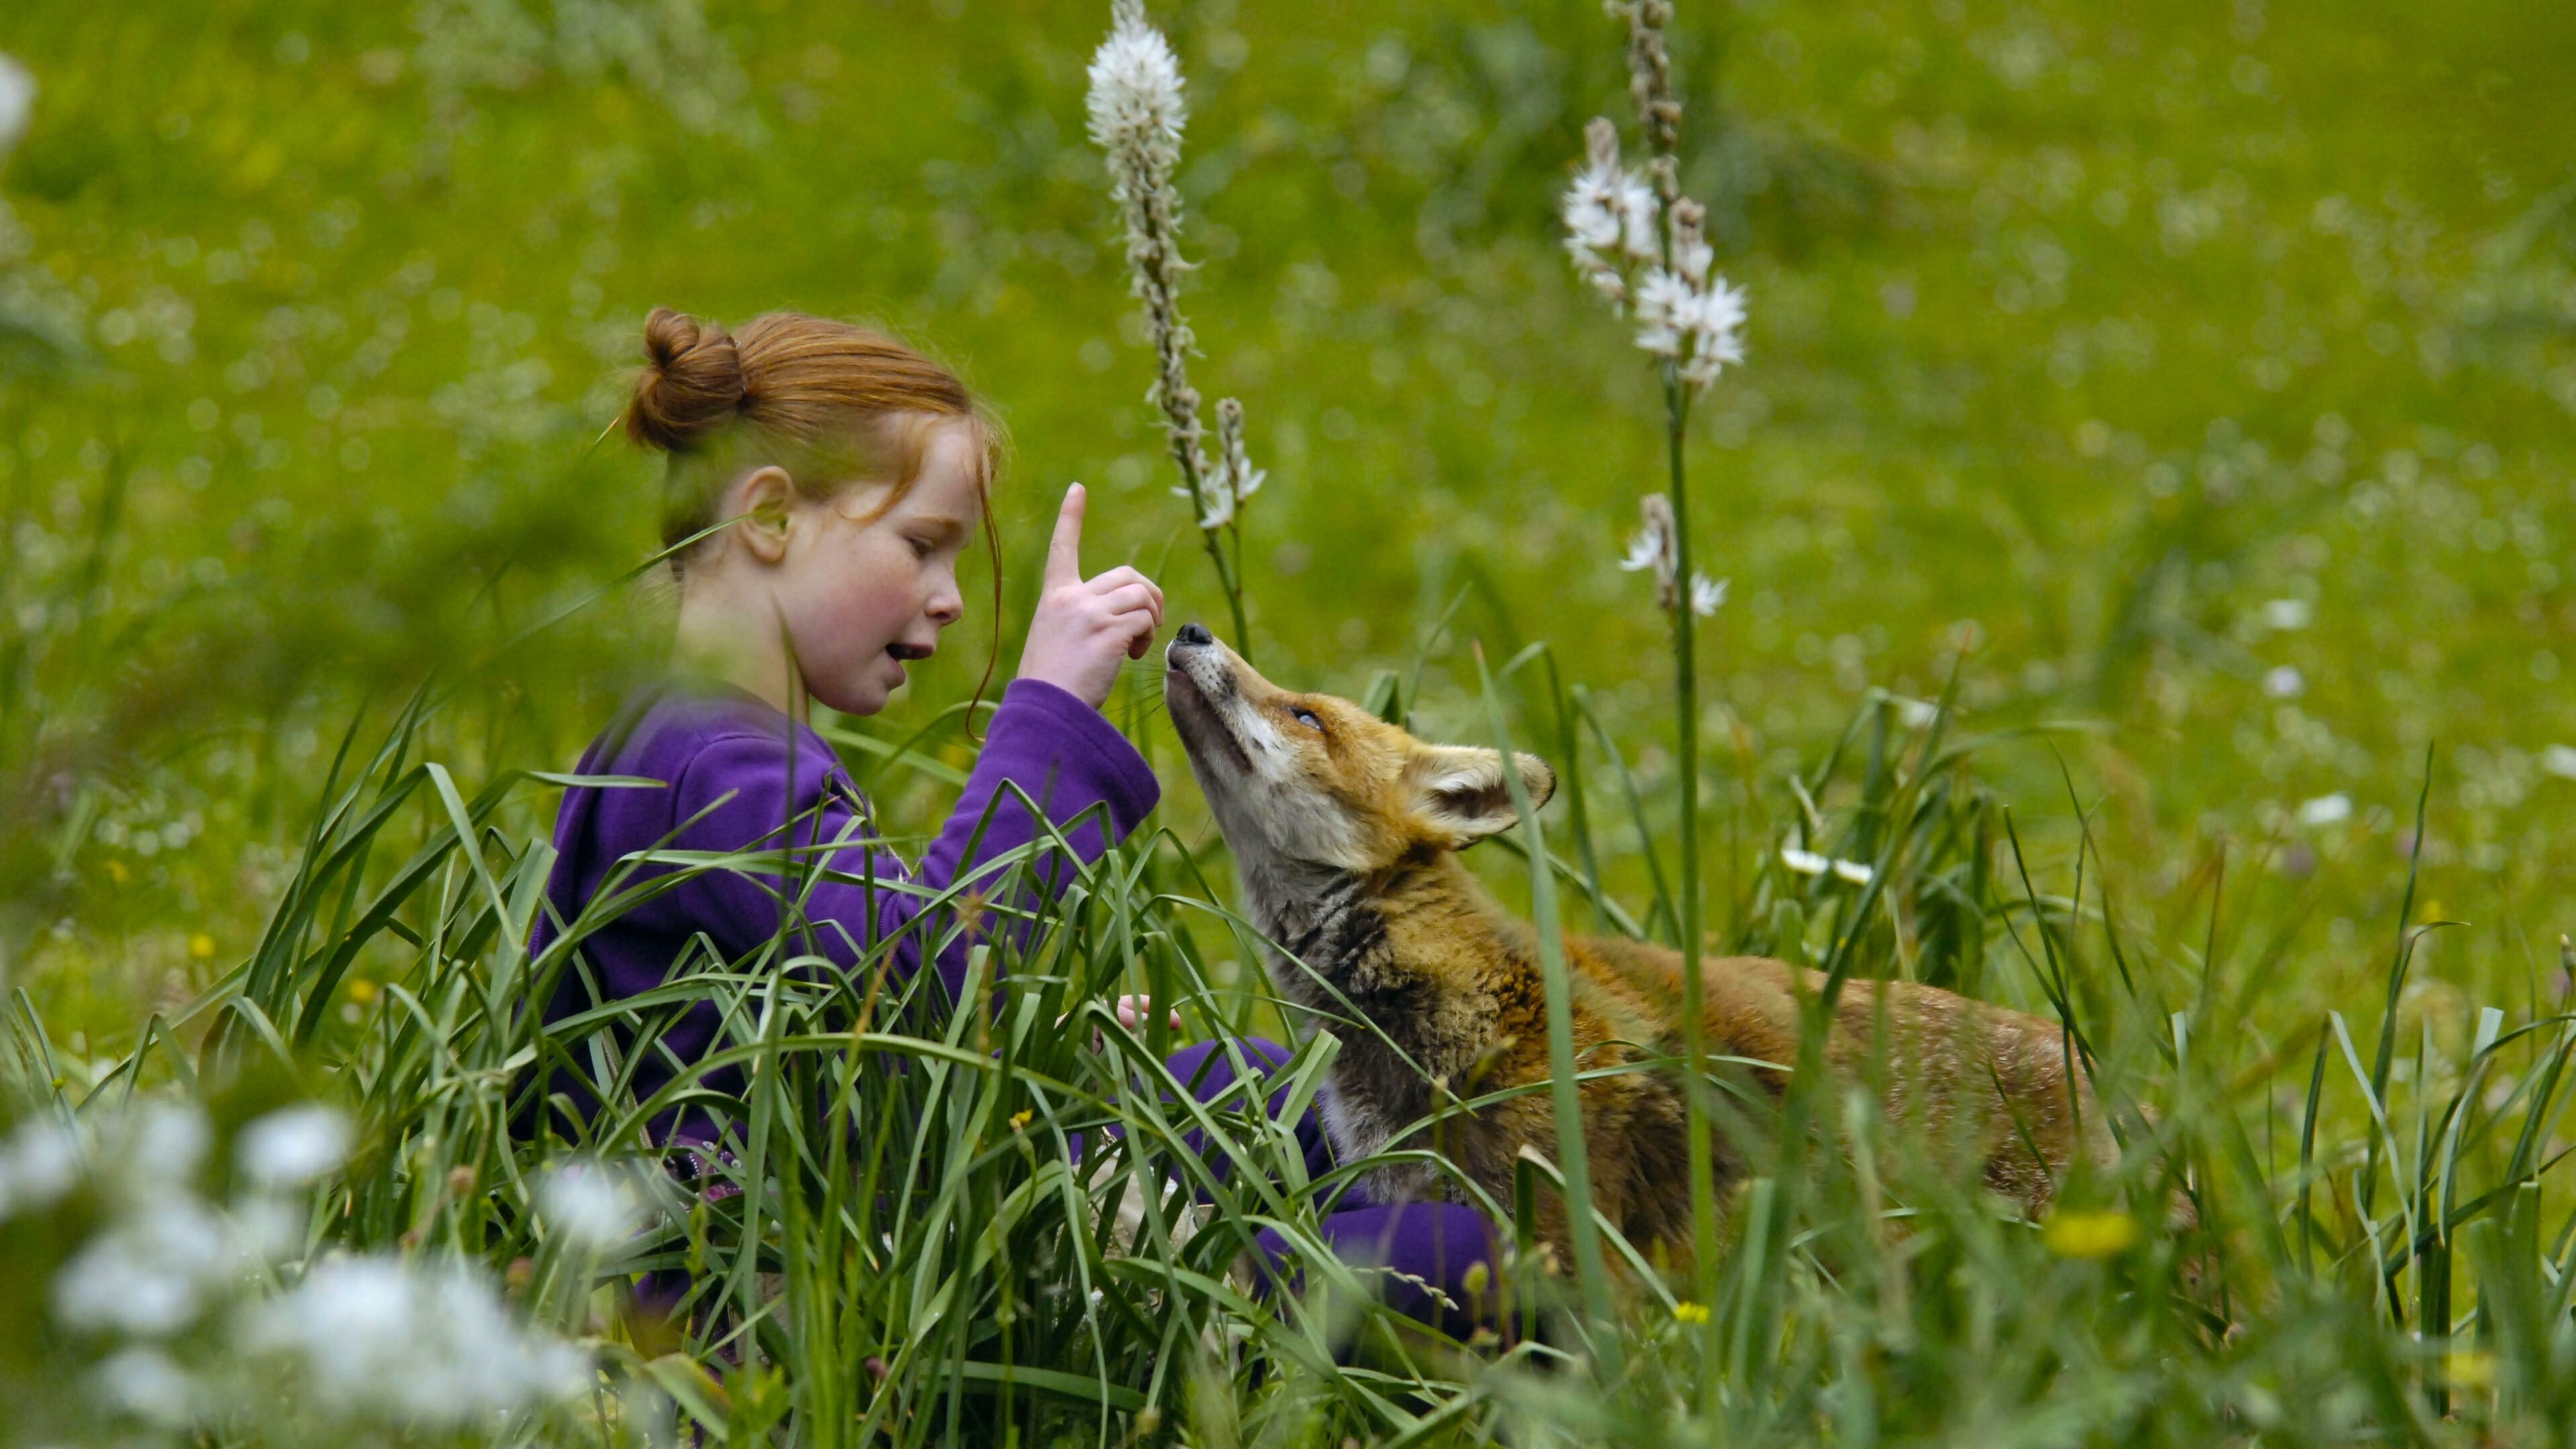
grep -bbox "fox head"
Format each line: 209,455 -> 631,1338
1163,623 -> 1556,875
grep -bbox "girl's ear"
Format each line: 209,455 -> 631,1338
735,466 -> 798,565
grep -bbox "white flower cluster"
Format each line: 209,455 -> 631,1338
1617,492 -> 1726,618
1561,117 -> 1748,391
50,1106 -> 249,1340
244,1256 -> 590,1424
0,1112 -> 80,1217
3,1097 -> 598,1435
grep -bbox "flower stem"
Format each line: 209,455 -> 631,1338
1662,354 -> 1722,1376
1131,227 -> 1252,659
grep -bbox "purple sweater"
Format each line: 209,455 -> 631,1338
526,676 -> 1161,1145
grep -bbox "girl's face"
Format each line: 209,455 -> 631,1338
767,419 -> 984,716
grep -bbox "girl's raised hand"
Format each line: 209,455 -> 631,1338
1017,484 -> 1165,709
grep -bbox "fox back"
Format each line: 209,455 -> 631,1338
1162,625 -> 2103,1269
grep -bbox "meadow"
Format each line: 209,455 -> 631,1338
3,0 -> 2575,1442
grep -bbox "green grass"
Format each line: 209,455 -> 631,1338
5,0 -> 2576,1441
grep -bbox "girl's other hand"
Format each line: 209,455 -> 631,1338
1018,484 -> 1165,709
1110,994 -> 1182,1033
1069,994 -> 1184,1053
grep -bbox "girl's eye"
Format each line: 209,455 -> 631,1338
1291,708 -> 1324,732
907,536 -> 936,559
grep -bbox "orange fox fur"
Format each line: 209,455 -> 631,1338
1164,625 -> 2107,1271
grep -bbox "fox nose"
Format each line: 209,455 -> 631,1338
1175,622 -> 1214,648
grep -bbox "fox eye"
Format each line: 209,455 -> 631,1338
1290,707 -> 1324,732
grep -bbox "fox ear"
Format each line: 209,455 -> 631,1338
1409,746 -> 1558,847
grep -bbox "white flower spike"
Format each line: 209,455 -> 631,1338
1085,3 -> 1184,180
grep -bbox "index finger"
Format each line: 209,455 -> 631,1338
1044,483 -> 1086,588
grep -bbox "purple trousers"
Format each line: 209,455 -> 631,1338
1149,1038 -> 1499,1341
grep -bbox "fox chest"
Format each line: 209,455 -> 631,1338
1265,956 -> 1525,1205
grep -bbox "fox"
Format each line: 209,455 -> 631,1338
1162,621 -> 2110,1275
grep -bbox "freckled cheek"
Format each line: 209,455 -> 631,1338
791,558 -> 915,663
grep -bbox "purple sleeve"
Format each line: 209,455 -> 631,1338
666,678 -> 1159,1012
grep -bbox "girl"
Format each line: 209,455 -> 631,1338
531,307 -> 1495,1343
527,307 -> 1168,1146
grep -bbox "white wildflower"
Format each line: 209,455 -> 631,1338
2261,598 -> 2313,631
1562,117 -> 1662,307
1617,524 -> 1664,576
1894,696 -> 1941,729
1617,205 -> 1746,388
2263,665 -> 2306,699
1676,274 -> 1749,390
1617,496 -> 1722,619
1620,493 -> 1680,612
1782,833 -> 1872,884
95,1344 -> 196,1426
50,1103 -> 262,1338
2297,793 -> 2353,827
232,1193 -> 307,1260
131,1100 -> 211,1187
1780,847 -> 1829,877
1218,399 -> 1263,504
540,1160 -> 640,1248
236,1104 -> 352,1190
1617,176 -> 1658,260
53,1193 -> 234,1336
2544,744 -> 2576,780
0,1115 -> 82,1219
245,1255 -> 590,1424
1180,482 -> 1231,531
0,54 -> 33,160
1562,140 -> 1627,257
1184,395 -> 1263,531
1632,266 -> 1693,358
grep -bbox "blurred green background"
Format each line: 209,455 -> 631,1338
3,0 -> 2571,1057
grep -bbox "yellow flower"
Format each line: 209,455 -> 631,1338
2043,1210 -> 2140,1258
106,859 -> 130,885
1672,1301 -> 1711,1324
2443,1350 -> 2497,1390
188,933 -> 215,960
1008,1110 -> 1033,1132
347,979 -> 379,1004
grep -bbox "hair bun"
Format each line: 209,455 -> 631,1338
625,307 -> 747,452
